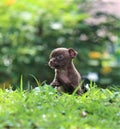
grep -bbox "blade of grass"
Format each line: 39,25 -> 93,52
29,74 -> 40,87
20,75 -> 23,92
72,81 -> 83,96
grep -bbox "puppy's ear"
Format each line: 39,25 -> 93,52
68,48 -> 78,58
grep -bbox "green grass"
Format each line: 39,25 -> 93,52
0,84 -> 120,129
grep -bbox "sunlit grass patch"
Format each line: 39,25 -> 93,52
0,84 -> 120,129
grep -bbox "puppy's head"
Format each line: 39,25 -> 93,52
48,48 -> 77,69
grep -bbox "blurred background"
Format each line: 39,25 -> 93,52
0,0 -> 120,89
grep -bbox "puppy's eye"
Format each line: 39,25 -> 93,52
56,55 -> 64,60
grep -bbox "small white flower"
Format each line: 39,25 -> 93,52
50,22 -> 62,30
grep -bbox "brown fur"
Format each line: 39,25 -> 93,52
48,48 -> 82,94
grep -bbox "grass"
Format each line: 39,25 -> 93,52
0,83 -> 120,129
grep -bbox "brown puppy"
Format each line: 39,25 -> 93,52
48,48 -> 82,94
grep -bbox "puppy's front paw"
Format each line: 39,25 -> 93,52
50,81 -> 60,87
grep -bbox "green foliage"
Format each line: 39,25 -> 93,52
0,0 -> 120,87
0,85 -> 120,129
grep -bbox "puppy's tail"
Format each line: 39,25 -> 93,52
80,77 -> 91,93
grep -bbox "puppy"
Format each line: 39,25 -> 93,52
48,48 -> 84,94
48,48 -> 81,94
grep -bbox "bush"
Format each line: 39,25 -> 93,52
0,0 -> 120,88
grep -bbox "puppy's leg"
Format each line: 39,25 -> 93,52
50,79 -> 60,87
51,80 -> 65,93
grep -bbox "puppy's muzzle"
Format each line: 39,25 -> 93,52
48,58 -> 56,68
